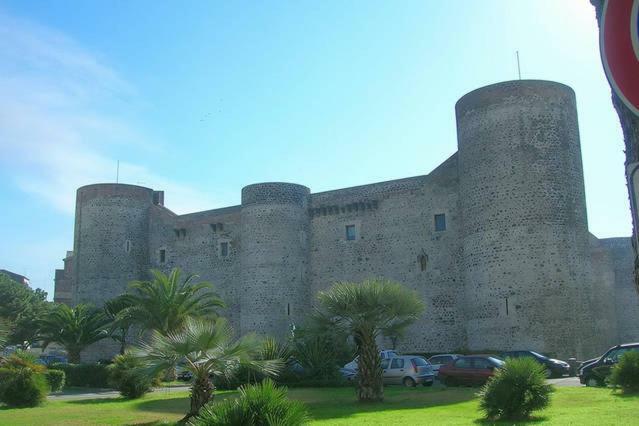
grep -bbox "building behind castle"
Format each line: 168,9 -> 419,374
54,80 -> 639,361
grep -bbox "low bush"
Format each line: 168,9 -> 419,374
44,369 -> 66,392
50,363 -> 110,388
478,357 -> 554,420
192,379 -> 308,426
609,351 -> 639,393
107,353 -> 154,399
0,366 -> 50,407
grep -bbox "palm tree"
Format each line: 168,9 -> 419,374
38,304 -> 110,363
136,317 -> 282,422
314,279 -> 424,402
118,268 -> 225,337
104,296 -> 135,355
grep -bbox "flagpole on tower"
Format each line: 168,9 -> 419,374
516,51 -> 522,80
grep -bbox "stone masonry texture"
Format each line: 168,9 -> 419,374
55,80 -> 639,362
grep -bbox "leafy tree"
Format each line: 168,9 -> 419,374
286,323 -> 354,383
38,304 -> 110,363
0,273 -> 52,346
314,279 -> 424,402
117,268 -> 225,337
136,317 -> 282,422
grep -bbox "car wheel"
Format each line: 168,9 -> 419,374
403,377 -> 416,387
586,377 -> 602,387
544,369 -> 552,379
443,377 -> 455,387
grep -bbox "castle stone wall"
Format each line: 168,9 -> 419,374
600,238 -> 639,343
56,80 -> 639,362
308,155 -> 466,352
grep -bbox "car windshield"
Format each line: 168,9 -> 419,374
411,357 -> 429,366
488,357 -> 505,366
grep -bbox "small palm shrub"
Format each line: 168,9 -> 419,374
0,367 -> 50,407
107,353 -> 154,399
44,369 -> 66,392
192,379 -> 309,426
478,357 -> 553,420
609,351 -> 639,393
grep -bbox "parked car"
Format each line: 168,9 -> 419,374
579,342 -> 639,387
381,355 -> 434,387
37,355 -> 68,365
427,354 -> 462,376
340,355 -> 435,387
500,350 -> 570,378
343,349 -> 399,371
438,355 -> 504,386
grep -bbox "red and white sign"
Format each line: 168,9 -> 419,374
600,0 -> 639,115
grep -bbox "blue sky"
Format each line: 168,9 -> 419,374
0,0 -> 630,297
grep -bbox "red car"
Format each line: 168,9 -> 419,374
438,355 -> 504,386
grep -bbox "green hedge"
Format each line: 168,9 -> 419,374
49,363 -> 110,388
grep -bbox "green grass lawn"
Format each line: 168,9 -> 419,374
0,386 -> 636,425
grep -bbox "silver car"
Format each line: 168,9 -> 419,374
381,355 -> 434,387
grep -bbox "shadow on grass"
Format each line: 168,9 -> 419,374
291,385 -> 479,422
473,416 -> 548,425
134,390 -> 237,415
67,396 -> 129,405
611,390 -> 639,399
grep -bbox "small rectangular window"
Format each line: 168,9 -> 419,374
345,225 -> 356,241
220,242 -> 229,257
434,214 -> 446,232
125,240 -> 131,253
159,249 -> 166,263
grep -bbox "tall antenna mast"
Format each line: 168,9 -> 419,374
116,160 -> 120,184
516,51 -> 522,80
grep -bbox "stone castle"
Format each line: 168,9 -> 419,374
54,80 -> 639,360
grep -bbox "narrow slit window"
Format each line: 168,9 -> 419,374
434,214 -> 446,232
287,303 -> 291,316
125,240 -> 131,253
345,225 -> 356,241
159,249 -> 166,263
418,253 -> 428,271
220,242 -> 229,257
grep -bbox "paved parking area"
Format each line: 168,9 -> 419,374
548,376 -> 581,387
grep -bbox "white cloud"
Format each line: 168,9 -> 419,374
0,11 -> 216,215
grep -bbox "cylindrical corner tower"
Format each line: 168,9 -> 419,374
457,80 -> 595,358
73,184 -> 153,306
240,182 -> 311,340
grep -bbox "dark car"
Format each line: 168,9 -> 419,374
579,342 -> 639,387
500,350 -> 570,378
438,355 -> 504,386
428,354 -> 462,377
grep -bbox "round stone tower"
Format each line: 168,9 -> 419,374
240,182 -> 311,340
456,80 -> 595,358
73,184 -> 153,306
